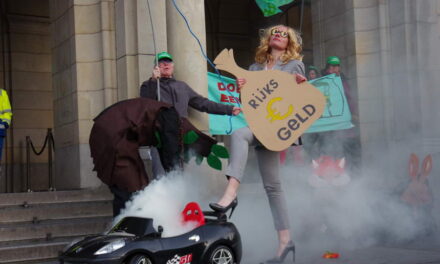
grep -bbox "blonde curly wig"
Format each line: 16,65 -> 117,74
255,25 -> 303,64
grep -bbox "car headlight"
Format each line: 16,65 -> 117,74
94,239 -> 126,255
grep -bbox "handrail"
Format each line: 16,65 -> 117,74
25,128 -> 55,192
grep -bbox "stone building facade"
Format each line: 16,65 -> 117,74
1,0 -> 439,193
311,0 -> 440,168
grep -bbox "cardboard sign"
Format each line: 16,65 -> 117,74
214,49 -> 326,151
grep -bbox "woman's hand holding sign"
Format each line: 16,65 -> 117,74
295,74 -> 307,84
237,78 -> 247,89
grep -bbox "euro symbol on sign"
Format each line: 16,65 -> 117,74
266,97 -> 293,123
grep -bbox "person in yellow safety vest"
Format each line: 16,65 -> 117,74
0,89 -> 12,161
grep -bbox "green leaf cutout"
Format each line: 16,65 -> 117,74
211,144 -> 229,159
207,153 -> 222,170
195,155 -> 204,165
183,130 -> 199,144
154,131 -> 162,148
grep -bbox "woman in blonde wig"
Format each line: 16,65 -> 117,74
210,25 -> 305,263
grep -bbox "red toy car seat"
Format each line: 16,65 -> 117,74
181,202 -> 205,227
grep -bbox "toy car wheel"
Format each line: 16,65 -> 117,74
128,254 -> 152,264
208,245 -> 234,264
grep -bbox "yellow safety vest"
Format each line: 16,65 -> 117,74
0,89 -> 12,127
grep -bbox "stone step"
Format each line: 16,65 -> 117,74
0,188 -> 112,207
0,216 -> 112,244
0,201 -> 113,224
0,239 -> 69,263
0,188 -> 114,263
5,259 -> 59,264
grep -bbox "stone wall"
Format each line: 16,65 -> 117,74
354,0 -> 440,163
311,0 -> 440,168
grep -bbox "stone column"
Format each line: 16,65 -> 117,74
115,0 -> 167,100
415,0 -> 440,154
165,1 -> 227,197
311,0 -> 440,170
51,0 -> 118,189
166,0 -> 208,130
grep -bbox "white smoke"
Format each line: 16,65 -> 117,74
113,159 -> 227,238
232,146 -> 438,263
111,145 -> 438,262
114,171 -> 202,237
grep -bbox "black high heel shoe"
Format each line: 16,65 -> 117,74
209,198 -> 238,218
262,241 -> 295,263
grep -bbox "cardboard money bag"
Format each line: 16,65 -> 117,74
214,49 -> 326,151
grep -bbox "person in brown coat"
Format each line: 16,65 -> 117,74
90,97 -> 223,216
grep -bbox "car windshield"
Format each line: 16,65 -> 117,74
109,217 -> 157,237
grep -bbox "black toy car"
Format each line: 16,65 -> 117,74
59,202 -> 242,264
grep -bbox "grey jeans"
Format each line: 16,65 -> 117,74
226,126 -> 291,230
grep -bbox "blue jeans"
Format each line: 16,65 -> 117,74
0,136 -> 4,160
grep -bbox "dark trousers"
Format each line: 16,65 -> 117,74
0,136 -> 4,160
109,186 -> 132,217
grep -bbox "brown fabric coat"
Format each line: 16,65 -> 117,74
90,98 -> 216,192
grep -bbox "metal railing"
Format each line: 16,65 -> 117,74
26,128 -> 55,192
